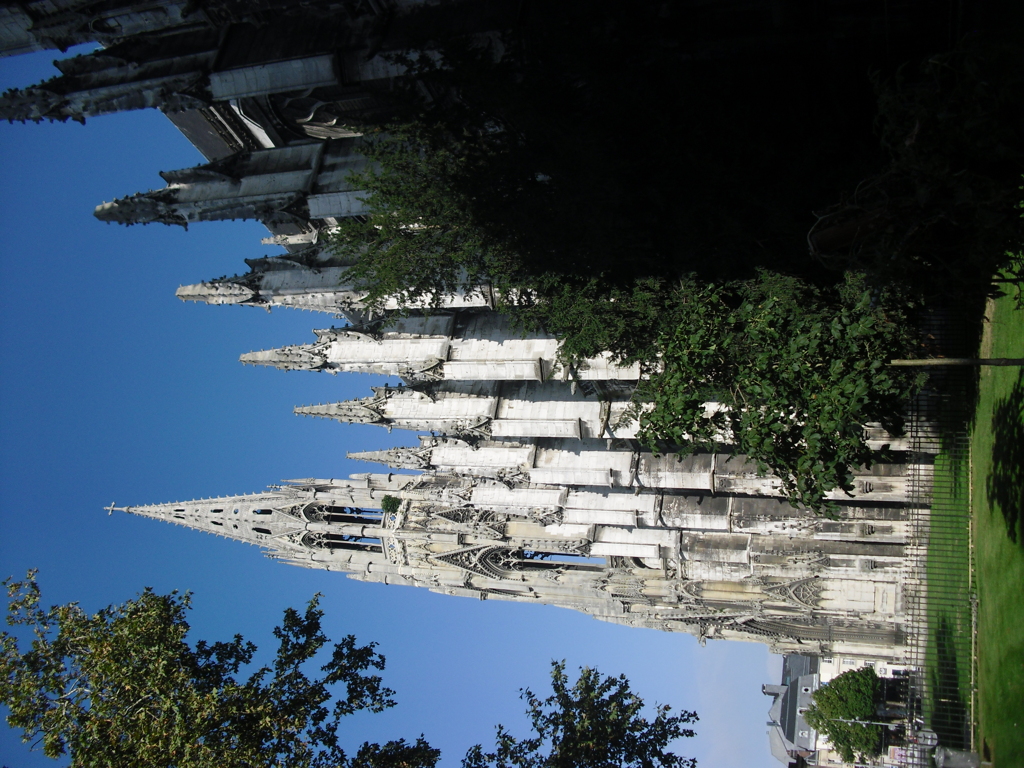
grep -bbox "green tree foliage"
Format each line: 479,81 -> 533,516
637,272 -> 923,512
333,125 -> 526,314
380,495 -> 402,516
2,577 -> 701,768
519,276 -> 674,366
0,572 -> 439,768
802,667 -> 883,763
462,660 -> 697,768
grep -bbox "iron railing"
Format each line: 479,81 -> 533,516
897,310 -> 978,767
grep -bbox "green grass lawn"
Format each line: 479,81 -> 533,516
925,449 -> 973,749
972,288 -> 1024,767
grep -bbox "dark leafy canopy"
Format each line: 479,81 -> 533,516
463,661 -> 697,768
348,5 -> 1022,301
335,139 -> 926,513
358,0 -> 921,287
0,572 -> 439,768
811,37 -> 1024,301
637,272 -> 924,513
802,667 -> 883,763
338,140 -> 924,510
331,0 -> 906,311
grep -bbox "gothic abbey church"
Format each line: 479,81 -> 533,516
3,0 -> 931,663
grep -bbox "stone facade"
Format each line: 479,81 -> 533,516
11,1 -> 928,664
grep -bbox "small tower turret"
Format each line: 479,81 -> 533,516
295,384 -> 499,435
231,316 -> 643,384
240,345 -> 329,372
176,263 -> 495,318
94,142 -> 368,230
0,45 -> 213,123
294,380 -> 656,440
346,445 -> 435,470
175,281 -> 258,305
238,320 -> 454,378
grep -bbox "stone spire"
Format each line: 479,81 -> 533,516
116,470 -> 920,660
227,312 -> 646,384
94,142 -> 368,229
112,488 -> 391,573
175,281 -> 258,305
237,320 -> 454,379
295,384 -> 499,436
0,77 -> 208,123
93,188 -> 300,228
176,264 -> 496,318
109,489 -> 306,551
176,267 -> 363,315
109,476 -> 434,552
0,54 -> 211,123
294,379 -> 658,440
295,400 -> 386,425
0,85 -> 67,123
347,446 -> 434,470
240,346 -> 328,372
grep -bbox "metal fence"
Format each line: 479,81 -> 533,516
897,320 -> 977,766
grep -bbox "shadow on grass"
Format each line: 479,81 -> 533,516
922,304 -> 984,450
930,614 -> 970,749
991,260 -> 1024,311
986,370 -> 1024,546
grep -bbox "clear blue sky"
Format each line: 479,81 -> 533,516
0,49 -> 783,767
